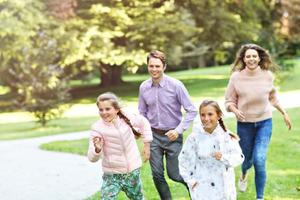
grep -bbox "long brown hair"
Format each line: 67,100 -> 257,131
232,43 -> 277,72
96,92 -> 141,138
199,100 -> 239,140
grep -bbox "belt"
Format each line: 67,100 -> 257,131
151,127 -> 169,135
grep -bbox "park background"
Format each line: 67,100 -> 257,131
0,0 -> 299,199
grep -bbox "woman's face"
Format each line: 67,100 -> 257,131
243,49 -> 260,70
200,105 -> 220,133
98,100 -> 119,122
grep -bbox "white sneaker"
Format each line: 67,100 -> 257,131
238,175 -> 248,192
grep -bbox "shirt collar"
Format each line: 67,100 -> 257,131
151,74 -> 166,88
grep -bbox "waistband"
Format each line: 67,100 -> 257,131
151,127 -> 170,135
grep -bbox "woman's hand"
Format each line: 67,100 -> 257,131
283,113 -> 292,130
231,106 -> 245,122
142,142 -> 151,162
93,136 -> 103,153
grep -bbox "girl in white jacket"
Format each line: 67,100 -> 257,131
178,100 -> 244,200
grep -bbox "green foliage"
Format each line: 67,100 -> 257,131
0,0 -> 70,125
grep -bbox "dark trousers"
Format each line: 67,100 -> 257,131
150,131 -> 189,200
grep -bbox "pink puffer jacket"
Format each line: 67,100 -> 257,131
87,111 -> 152,174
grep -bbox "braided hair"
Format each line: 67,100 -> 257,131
199,100 -> 227,132
96,92 -> 141,138
199,100 -> 239,140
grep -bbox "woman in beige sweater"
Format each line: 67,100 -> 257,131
225,44 -> 292,200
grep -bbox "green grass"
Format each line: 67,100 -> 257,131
41,108 -> 300,200
0,59 -> 299,140
0,116 -> 97,140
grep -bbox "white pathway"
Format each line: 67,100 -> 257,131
0,132 -> 100,200
0,90 -> 299,200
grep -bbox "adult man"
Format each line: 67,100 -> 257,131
138,50 -> 197,200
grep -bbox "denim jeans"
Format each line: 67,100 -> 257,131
237,118 -> 272,199
150,131 -> 189,200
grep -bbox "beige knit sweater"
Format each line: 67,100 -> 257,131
225,67 -> 279,122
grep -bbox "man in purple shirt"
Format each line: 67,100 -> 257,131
138,50 -> 197,200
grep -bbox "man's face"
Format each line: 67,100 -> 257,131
147,57 -> 165,82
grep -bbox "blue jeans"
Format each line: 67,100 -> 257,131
150,131 -> 189,200
237,118 -> 272,199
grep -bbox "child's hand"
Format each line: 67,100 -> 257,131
214,151 -> 222,160
93,136 -> 103,153
191,181 -> 198,190
142,142 -> 151,162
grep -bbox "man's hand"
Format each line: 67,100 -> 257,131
142,142 -> 151,162
165,130 -> 179,141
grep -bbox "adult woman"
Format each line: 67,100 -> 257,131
225,44 -> 292,200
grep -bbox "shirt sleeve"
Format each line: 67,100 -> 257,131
138,84 -> 148,118
225,74 -> 238,112
220,136 -> 244,168
175,82 -> 197,134
178,134 -> 198,188
87,130 -> 102,162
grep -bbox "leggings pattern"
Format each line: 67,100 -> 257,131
101,168 -> 143,200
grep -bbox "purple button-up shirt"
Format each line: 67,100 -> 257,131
138,74 -> 197,134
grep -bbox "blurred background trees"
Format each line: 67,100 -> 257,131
1,0 -> 299,125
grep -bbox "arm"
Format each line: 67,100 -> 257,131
130,112 -> 153,162
225,75 -> 245,121
269,85 -> 292,130
178,135 -> 198,188
219,136 -> 244,168
138,84 -> 148,118
87,131 -> 103,162
175,82 -> 197,134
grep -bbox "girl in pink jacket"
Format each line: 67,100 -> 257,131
87,92 -> 152,200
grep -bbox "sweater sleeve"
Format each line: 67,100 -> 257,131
87,130 -> 102,162
178,134 -> 198,188
220,134 -> 244,168
225,73 -> 238,112
268,72 -> 280,107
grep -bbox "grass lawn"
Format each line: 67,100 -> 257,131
41,108 -> 300,200
1,59 -> 299,140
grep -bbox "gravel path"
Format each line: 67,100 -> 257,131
0,132 -> 100,200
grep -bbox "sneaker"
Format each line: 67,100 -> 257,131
256,199 -> 264,200
238,174 -> 248,192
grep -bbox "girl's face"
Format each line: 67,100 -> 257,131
243,49 -> 260,70
98,100 -> 119,122
200,105 -> 220,133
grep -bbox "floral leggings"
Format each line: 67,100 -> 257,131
101,168 -> 144,200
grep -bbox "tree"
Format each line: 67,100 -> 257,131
53,0 -> 196,86
0,0 -> 70,125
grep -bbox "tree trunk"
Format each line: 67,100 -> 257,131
99,63 -> 123,87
